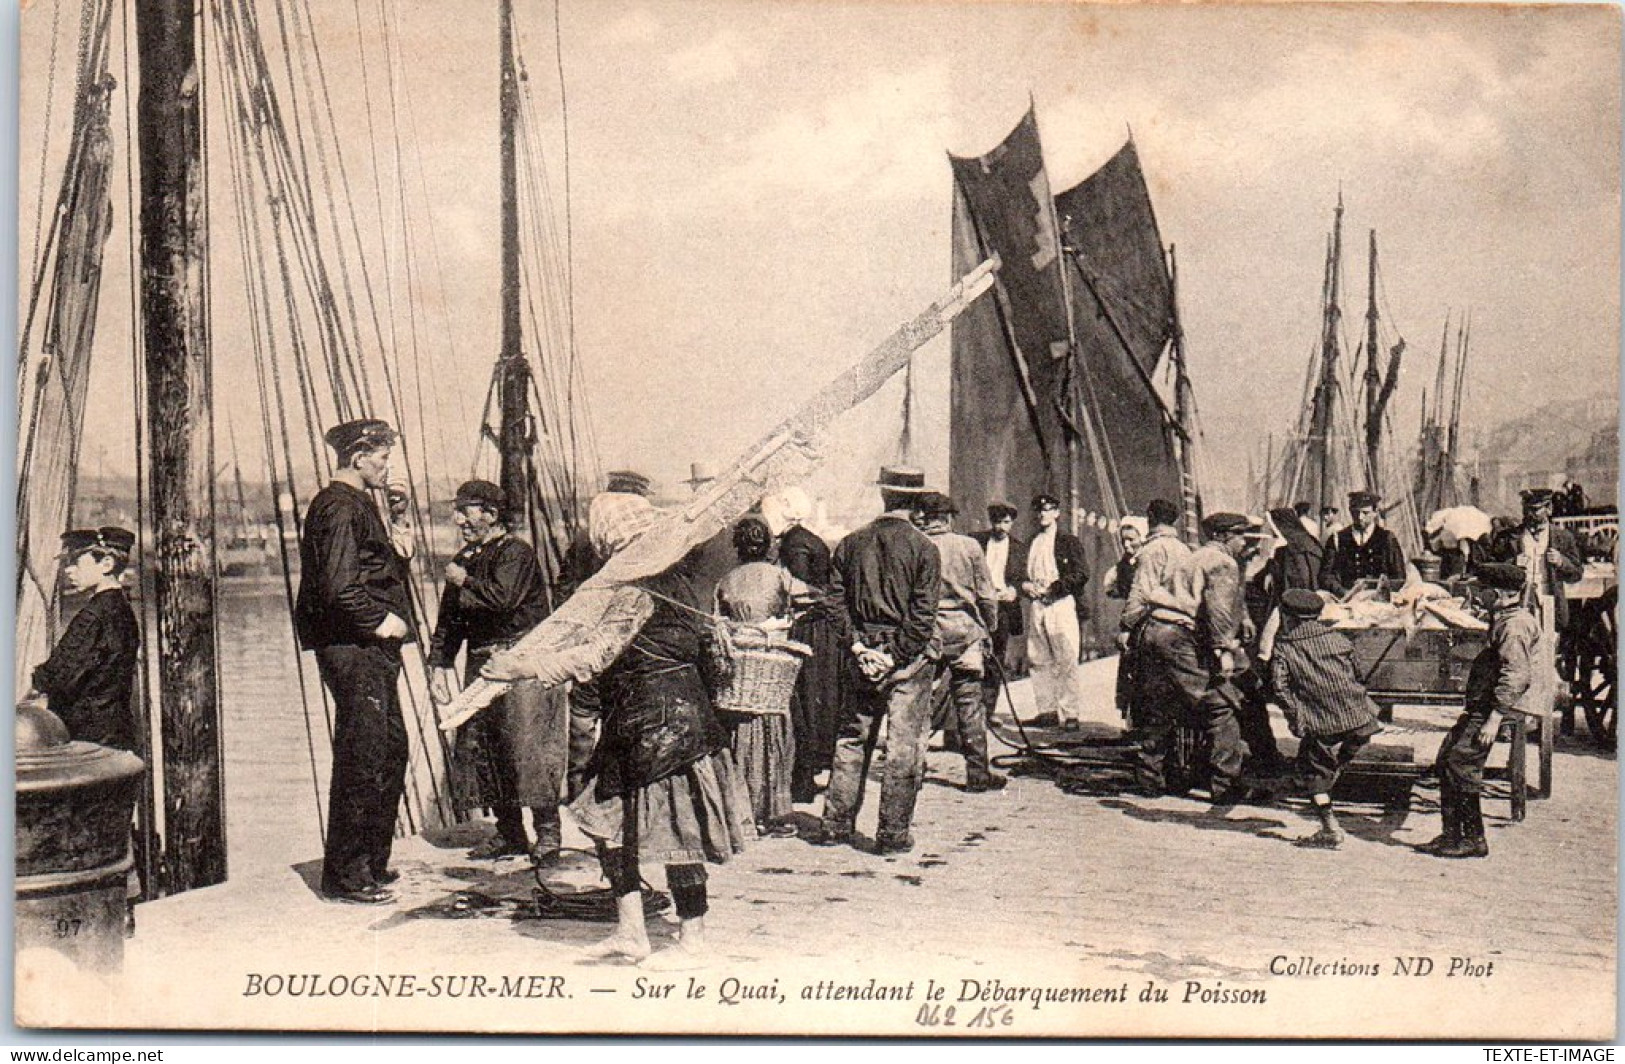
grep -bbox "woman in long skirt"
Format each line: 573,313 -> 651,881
763,489 -> 844,803
715,516 -> 815,836
484,493 -> 753,969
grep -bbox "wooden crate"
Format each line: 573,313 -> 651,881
1347,626 -> 1485,698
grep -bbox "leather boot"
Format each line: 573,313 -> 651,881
530,805 -> 563,866
1435,795 -> 1489,858
1416,789 -> 1461,854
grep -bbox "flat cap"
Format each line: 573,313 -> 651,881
1201,511 -> 1255,539
1477,562 -> 1528,593
1280,588 -> 1326,618
61,526 -> 135,557
914,491 -> 958,517
453,479 -> 505,512
1348,491 -> 1381,511
324,418 -> 397,454
1032,493 -> 1061,511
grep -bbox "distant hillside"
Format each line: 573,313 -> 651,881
1469,397 -> 1617,514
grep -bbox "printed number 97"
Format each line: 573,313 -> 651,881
54,916 -> 82,938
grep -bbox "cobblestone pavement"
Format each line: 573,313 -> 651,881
58,658 -> 1613,1038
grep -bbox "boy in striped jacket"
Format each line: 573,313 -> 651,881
1269,589 -> 1382,848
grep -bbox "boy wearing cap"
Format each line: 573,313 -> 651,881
31,527 -> 142,753
1270,589 -> 1381,848
1021,494 -> 1090,731
1422,563 -> 1542,859
295,418 -> 415,905
429,480 -> 562,863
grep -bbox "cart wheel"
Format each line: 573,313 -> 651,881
1576,590 -> 1616,751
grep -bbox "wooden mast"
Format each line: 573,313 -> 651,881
135,0 -> 225,892
1362,228 -> 1382,491
1168,244 -> 1200,541
497,0 -> 535,542
1311,195 -> 1345,517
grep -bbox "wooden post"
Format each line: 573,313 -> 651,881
497,0 -> 534,538
135,0 -> 225,891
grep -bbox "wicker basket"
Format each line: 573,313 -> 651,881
709,624 -> 811,716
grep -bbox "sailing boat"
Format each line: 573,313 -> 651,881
16,0 -> 597,898
1413,311 -> 1474,517
945,107 -> 1203,654
1269,196 -> 1421,551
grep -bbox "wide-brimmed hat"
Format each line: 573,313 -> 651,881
876,466 -> 930,494
1520,487 -> 1555,508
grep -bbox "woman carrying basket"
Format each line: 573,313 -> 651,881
484,492 -> 753,970
714,516 -> 820,837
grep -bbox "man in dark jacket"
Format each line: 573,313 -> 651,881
295,418 -> 415,905
1020,494 -> 1090,730
813,467 -> 942,855
971,502 -> 1028,710
1481,487 -> 1584,631
1320,491 -> 1408,596
429,480 -> 563,863
32,527 -> 141,753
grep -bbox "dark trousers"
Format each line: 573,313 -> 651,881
1128,620 -> 1243,795
1436,711 -> 1497,801
1232,666 -> 1286,771
1296,726 -> 1374,796
980,624 -> 1011,712
316,643 -> 409,893
567,679 -> 603,802
822,659 -> 934,844
940,659 -> 993,786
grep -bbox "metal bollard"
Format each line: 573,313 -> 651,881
15,697 -> 145,974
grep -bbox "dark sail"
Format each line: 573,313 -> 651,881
950,120 -> 1183,655
1056,140 -> 1183,517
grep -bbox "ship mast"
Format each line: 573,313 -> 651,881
135,0 -> 225,892
1169,244 -> 1201,541
1310,194 -> 1345,517
497,0 -> 535,544
1362,229 -> 1381,491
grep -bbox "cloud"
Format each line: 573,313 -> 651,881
603,9 -> 659,45
715,61 -> 952,202
667,29 -> 749,86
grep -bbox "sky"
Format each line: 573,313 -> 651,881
16,0 -> 1622,525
